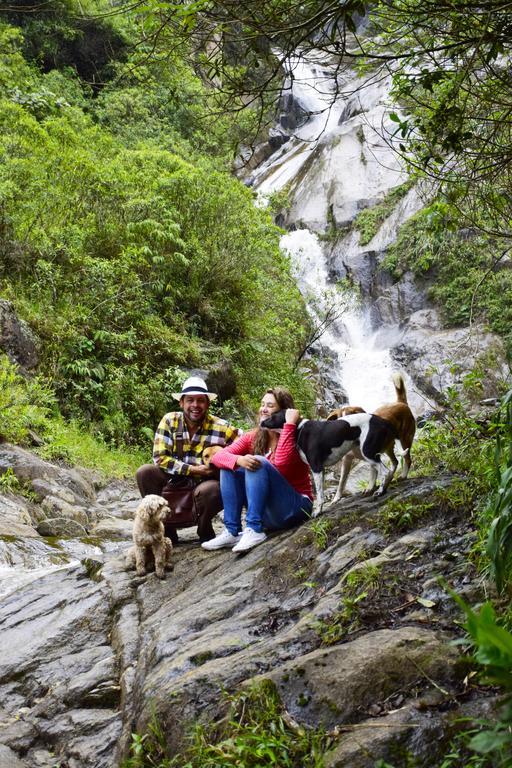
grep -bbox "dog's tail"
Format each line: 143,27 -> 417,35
392,372 -> 408,404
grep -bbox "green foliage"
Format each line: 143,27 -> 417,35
438,726 -> 493,768
0,353 -> 56,443
412,385 -> 499,483
123,680 -> 329,768
2,0 -> 128,86
0,467 -> 21,494
0,353 -> 144,477
354,181 -> 412,246
485,389 -> 512,594
0,19 -> 313,446
36,417 -> 146,478
382,205 -> 512,354
307,517 -> 332,550
449,591 -> 512,764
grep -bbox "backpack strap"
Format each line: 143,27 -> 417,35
175,414 -> 185,461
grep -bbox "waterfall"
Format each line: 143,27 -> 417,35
251,50 -> 425,413
281,229 -> 398,411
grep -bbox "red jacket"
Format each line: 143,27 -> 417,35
211,423 -> 313,500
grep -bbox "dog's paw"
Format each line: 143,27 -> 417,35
311,506 -> 323,518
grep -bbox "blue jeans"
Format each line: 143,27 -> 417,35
220,458 -> 313,535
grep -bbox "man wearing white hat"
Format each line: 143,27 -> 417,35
136,376 -> 240,544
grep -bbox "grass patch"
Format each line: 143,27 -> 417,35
378,479 -> 480,535
36,416 -> 145,479
123,680 -> 330,767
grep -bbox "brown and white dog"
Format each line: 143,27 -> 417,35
326,372 -> 416,505
126,494 -> 173,579
261,408 -> 398,517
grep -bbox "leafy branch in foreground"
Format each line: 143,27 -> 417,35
485,388 -> 512,594
449,590 -> 512,764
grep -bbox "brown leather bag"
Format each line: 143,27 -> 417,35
161,417 -> 198,530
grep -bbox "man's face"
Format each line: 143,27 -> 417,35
181,394 -> 209,425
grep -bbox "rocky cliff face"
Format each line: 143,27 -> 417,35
0,446 -> 497,767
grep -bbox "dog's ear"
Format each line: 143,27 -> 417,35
158,499 -> 169,520
137,500 -> 151,521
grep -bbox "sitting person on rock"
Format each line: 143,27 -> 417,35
136,376 -> 240,544
202,387 -> 313,553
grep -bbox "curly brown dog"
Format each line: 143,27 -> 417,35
125,494 -> 173,579
326,372 -> 416,505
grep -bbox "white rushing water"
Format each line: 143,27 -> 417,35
252,50 -> 421,411
0,537 -> 103,599
281,229 -> 398,411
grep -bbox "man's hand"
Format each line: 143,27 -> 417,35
285,408 -> 301,424
236,455 -> 261,471
189,464 -> 215,478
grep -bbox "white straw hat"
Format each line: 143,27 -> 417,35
172,376 -> 217,401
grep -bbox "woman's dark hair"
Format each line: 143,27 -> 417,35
252,387 -> 295,456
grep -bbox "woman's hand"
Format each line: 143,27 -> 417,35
285,408 -> 301,424
236,455 -> 261,471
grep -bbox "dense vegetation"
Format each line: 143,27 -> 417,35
0,2 -> 314,460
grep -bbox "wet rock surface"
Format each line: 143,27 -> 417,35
0,445 -> 497,767
0,300 -> 39,371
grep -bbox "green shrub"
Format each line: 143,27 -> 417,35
0,353 -> 55,443
354,181 -> 413,245
449,590 -> 512,764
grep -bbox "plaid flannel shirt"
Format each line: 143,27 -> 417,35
152,411 -> 241,475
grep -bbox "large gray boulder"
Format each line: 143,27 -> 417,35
0,472 -> 495,767
391,309 -> 510,403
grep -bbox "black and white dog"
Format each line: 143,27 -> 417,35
260,411 -> 397,517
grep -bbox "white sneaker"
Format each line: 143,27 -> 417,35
232,527 -> 267,553
201,528 -> 241,550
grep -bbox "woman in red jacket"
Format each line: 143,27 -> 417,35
201,387 -> 313,553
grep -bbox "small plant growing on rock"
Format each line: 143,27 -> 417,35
124,680 -> 329,767
377,497 -> 435,533
313,563 -> 382,645
307,517 -> 332,550
0,468 -> 21,494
